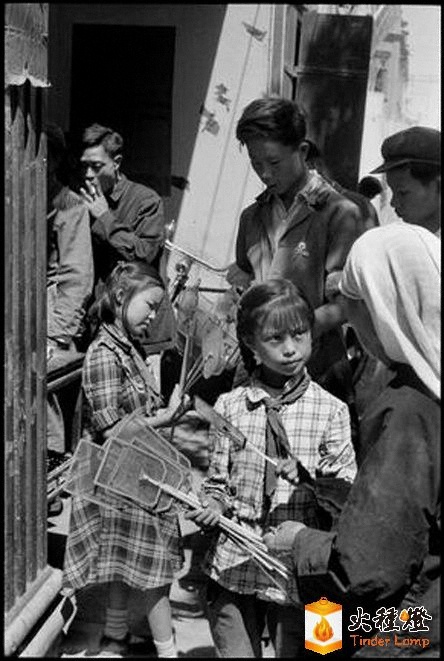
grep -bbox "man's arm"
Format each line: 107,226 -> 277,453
48,200 -> 94,344
92,195 -> 165,264
83,180 -> 165,264
312,198 -> 362,338
313,300 -> 347,339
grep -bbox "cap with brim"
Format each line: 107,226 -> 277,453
371,158 -> 440,174
370,126 -> 441,174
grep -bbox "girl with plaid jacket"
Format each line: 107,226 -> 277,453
62,261 -> 183,658
187,279 -> 357,658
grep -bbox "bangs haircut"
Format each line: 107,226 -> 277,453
259,292 -> 313,337
237,279 -> 313,373
238,279 -> 314,341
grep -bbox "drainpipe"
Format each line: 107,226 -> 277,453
4,567 -> 62,656
19,594 -> 76,657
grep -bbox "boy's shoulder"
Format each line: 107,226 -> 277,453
52,186 -> 85,211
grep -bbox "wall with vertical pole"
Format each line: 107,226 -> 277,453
4,4 -> 64,655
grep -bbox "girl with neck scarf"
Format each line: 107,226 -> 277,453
186,279 -> 357,658
264,223 -> 440,656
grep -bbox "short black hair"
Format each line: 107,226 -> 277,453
82,123 -> 123,158
357,176 -> 383,199
236,97 -> 306,148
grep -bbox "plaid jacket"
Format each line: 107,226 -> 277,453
201,377 -> 357,602
62,323 -> 183,593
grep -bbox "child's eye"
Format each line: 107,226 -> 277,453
267,333 -> 283,342
290,329 -> 307,340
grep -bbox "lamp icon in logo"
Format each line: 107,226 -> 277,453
313,616 -> 334,642
305,597 -> 342,654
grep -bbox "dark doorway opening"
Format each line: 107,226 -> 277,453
70,24 -> 175,196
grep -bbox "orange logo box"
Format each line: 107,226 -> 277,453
305,597 -> 342,655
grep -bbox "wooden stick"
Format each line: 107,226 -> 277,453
245,444 -> 278,468
143,475 -> 290,579
47,457 -> 72,481
47,481 -> 67,502
222,526 -> 289,577
179,332 -> 193,394
183,352 -> 213,393
183,357 -> 204,392
184,354 -> 203,385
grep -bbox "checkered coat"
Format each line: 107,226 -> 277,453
62,323 -> 183,593
201,377 -> 357,602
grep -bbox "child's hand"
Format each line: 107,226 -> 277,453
275,457 -> 300,485
263,521 -> 306,554
145,385 -> 191,427
226,263 -> 253,291
185,496 -> 224,529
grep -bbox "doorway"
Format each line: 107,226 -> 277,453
70,24 -> 175,196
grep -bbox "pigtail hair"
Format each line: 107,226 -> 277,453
236,297 -> 258,375
238,336 -> 257,375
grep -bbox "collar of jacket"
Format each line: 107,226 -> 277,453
245,368 -> 311,405
255,170 -> 334,212
100,322 -> 137,355
108,173 -> 129,203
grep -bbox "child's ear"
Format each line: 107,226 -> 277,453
114,287 -> 125,306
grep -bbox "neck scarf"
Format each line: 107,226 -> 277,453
248,370 -> 311,500
339,223 -> 440,400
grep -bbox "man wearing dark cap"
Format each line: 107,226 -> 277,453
371,126 -> 441,237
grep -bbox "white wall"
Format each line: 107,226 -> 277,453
170,3 -> 274,292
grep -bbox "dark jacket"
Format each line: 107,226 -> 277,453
289,365 -> 440,656
89,174 -> 175,353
